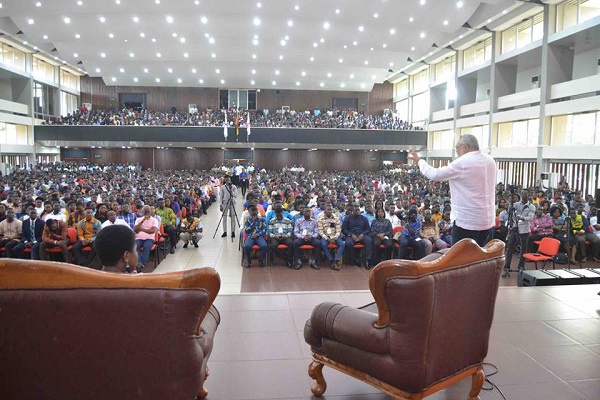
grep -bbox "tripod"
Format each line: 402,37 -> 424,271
213,183 -> 240,242
502,204 -> 524,278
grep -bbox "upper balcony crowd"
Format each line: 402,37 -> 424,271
45,107 -> 423,130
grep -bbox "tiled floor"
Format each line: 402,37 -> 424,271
153,195 -> 600,399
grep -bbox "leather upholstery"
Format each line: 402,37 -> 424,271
305,239 -> 504,394
0,260 -> 221,400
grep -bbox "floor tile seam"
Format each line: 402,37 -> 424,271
509,347 -> 567,383
538,320 -> 593,345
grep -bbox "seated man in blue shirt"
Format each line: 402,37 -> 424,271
243,205 -> 268,268
398,208 -> 426,260
342,204 -> 373,269
293,206 -> 320,270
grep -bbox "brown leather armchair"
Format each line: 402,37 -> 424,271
0,259 -> 221,400
304,239 -> 504,400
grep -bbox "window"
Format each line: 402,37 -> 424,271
551,113 -> 597,145
502,27 -> 516,54
60,69 -> 78,90
34,81 -> 57,118
460,125 -> 489,149
557,0 -> 600,31
463,37 -> 492,69
0,44 -> 26,71
218,89 -> 257,109
0,123 -> 28,145
429,130 -> 454,150
411,91 -> 429,124
395,78 -> 409,99
33,56 -> 56,82
434,55 -> 456,83
580,0 -> 600,24
517,19 -> 533,49
496,120 -> 539,147
411,68 -> 429,94
395,98 -> 409,122
61,91 -> 79,116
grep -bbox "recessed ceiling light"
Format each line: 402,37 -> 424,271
167,68 -> 173,73
420,32 -> 426,38
180,37 -> 186,43
319,82 -> 324,87
287,19 -> 293,27
119,68 -> 125,73
28,18 -> 34,25
195,0 -> 200,4
409,17 -> 414,22
95,68 -> 100,73
313,42 -> 318,47
323,21 -> 330,30
275,70 -> 280,75
420,0 -> 426,5
253,17 -> 261,26
166,15 -> 174,23
301,71 -> 306,76
199,79 -> 204,83
343,45 -> 347,49
390,28 -> 396,35
172,32 -> 178,37
253,39 -> 259,45
133,77 -> 138,82
320,38 -> 325,43
294,5 -> 299,10
152,38 -> 157,42
252,54 -> 257,59
215,69 -> 220,73
75,33 -> 81,39
73,53 -> 78,57
327,72 -> 332,78
456,1 -> 464,8
155,0 -> 160,3
100,52 -> 106,57
279,55 -> 284,60
220,79 -> 225,84
487,18 -> 492,23
339,58 -> 343,63
271,80 -> 276,85
63,17 -> 71,24
250,80 -> 255,85
251,69 -> 256,74
177,78 -> 182,83
350,74 -> 354,79
285,35 -> 289,40
99,16 -> 106,22
364,60 -> 369,65
358,25 -> 364,32
201,16 -> 208,24
361,83 -> 366,89
111,77 -> 116,82
256,2 -> 261,7
108,33 -> 114,38
382,44 -> 387,48
156,78 -> 160,82
389,62 -> 394,67
371,74 -> 376,80
211,53 -> 216,58
140,32 -> 145,38
335,9 -> 340,14
280,40 -> 286,46
192,68 -> 197,73
156,52 -> 161,57
459,34 -> 464,38
353,40 -> 358,46
411,46 -> 415,51
209,37 -> 215,44
340,83 -> 345,88
144,68 -> 149,73
310,56 -> 314,61
373,13 -> 378,18
133,16 -> 139,23
43,34 -> 48,39
115,0 -> 120,4
36,1 -> 41,6
184,52 -> 189,58
443,20 -> 449,25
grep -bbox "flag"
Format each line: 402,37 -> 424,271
246,111 -> 251,142
235,109 -> 239,140
223,110 -> 228,139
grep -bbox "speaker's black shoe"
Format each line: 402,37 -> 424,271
221,232 -> 227,238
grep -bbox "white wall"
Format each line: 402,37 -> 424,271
516,66 -> 542,92
572,46 -> 600,80
475,72 -> 491,102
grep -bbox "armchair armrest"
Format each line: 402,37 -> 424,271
304,302 -> 389,355
369,239 -> 505,328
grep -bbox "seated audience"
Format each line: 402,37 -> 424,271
318,204 -> 345,270
12,209 -> 44,259
178,213 -> 203,248
39,218 -> 69,262
293,206 -> 321,270
268,205 -> 294,268
243,205 -> 268,268
342,204 -> 373,269
133,205 -> 159,271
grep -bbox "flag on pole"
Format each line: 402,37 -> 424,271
235,109 -> 239,141
246,111 -> 251,142
223,110 -> 228,139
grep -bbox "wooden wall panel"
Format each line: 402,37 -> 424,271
90,148 -> 224,170
253,149 -> 380,171
80,77 -> 392,115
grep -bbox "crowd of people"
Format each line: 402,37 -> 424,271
46,107 -> 423,130
0,158 -> 596,275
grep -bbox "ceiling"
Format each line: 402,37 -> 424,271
0,0 -> 532,92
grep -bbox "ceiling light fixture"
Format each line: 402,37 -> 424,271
358,25 -> 364,32
63,17 -> 71,24
119,68 -> 125,73
409,17 -> 414,22
253,17 -> 261,26
99,16 -> 105,22
287,20 -> 293,27
129,52 -> 135,57
192,68 -> 197,73
390,28 -> 396,35
100,52 -> 106,57
111,77 -> 116,82
140,32 -> 145,37
75,33 -> 81,39
144,68 -> 149,73
133,16 -> 139,22
134,77 -> 138,82
323,21 -> 330,29
156,78 -> 160,82
28,18 -> 34,25
156,52 -> 161,57
456,1 -> 464,8
177,78 -> 182,83
43,34 -> 48,39
201,16 -> 208,24
184,52 -> 189,58
199,79 -> 204,83
166,15 -> 174,23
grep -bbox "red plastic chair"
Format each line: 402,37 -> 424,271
242,231 -> 263,266
522,237 -> 561,270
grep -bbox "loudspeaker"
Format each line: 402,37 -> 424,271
596,189 -> 600,208
518,269 -> 600,287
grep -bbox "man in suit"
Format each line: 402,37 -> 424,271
220,175 -> 238,238
12,209 -> 45,260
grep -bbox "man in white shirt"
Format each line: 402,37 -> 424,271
101,210 -> 130,229
410,134 -> 496,247
44,203 -> 67,223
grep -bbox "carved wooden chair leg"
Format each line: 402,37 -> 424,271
308,360 -> 327,396
467,366 -> 485,400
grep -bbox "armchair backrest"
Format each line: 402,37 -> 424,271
369,239 -> 504,390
